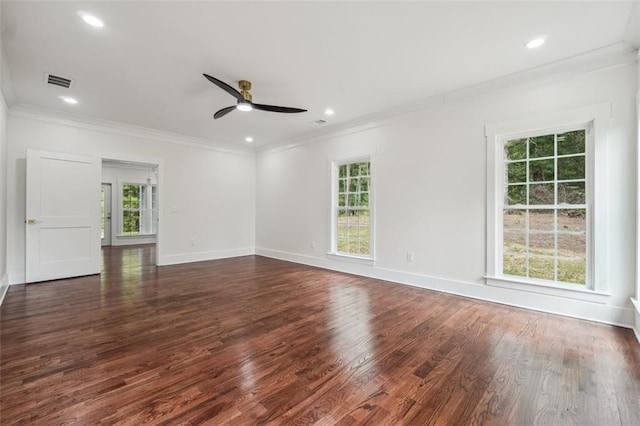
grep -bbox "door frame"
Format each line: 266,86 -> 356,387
101,183 -> 112,246
99,154 -> 164,267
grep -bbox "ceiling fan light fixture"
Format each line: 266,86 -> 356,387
237,102 -> 252,112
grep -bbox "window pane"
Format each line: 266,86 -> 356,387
507,162 -> 526,184
529,134 -> 554,158
338,179 -> 346,193
557,130 -> 585,155
558,182 -> 585,205
529,183 -> 554,204
360,162 -> 370,176
506,185 -> 526,205
339,165 -> 347,178
529,209 -> 554,231
349,178 -> 358,192
349,163 -> 360,177
558,259 -> 586,285
503,209 -> 526,231
529,233 -> 554,256
503,254 -> 527,277
558,209 -> 586,232
505,139 -> 527,161
361,193 -> 369,207
503,231 -> 525,254
338,194 -> 346,207
529,159 -> 554,182
151,209 -> 158,234
529,256 -> 554,280
360,178 -> 369,192
558,234 -> 586,258
122,210 -> 140,235
558,156 -> 585,180
348,194 -> 358,206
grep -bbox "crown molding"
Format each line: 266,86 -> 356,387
8,104 -> 255,157
259,41 -> 638,155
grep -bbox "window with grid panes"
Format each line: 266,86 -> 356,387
335,161 -> 371,257
121,183 -> 157,235
503,128 -> 587,285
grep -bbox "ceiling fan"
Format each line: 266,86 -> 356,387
203,73 -> 307,119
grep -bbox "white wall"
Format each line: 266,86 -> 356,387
0,0 -> 8,303
102,163 -> 157,246
257,62 -> 638,328
7,113 -> 256,283
0,96 -> 7,301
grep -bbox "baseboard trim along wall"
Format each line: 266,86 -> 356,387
158,247 -> 255,266
631,298 -> 640,345
0,274 -> 8,306
256,247 -> 636,330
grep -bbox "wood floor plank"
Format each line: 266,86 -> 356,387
1,245 -> 639,425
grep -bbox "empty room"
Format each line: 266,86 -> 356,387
1,1 -> 639,424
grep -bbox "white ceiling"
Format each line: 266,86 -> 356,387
1,1 -> 638,149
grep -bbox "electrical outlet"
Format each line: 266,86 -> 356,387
407,252 -> 415,262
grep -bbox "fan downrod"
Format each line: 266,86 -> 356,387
239,80 -> 252,102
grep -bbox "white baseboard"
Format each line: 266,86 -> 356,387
158,247 -> 255,266
0,274 -> 8,306
631,298 -> 640,345
256,247 -> 635,329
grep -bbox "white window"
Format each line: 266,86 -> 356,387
486,103 -> 610,299
502,128 -> 588,285
121,183 -> 157,235
331,159 -> 373,259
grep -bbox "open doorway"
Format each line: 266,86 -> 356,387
101,159 -> 160,267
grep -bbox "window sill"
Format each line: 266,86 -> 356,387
485,275 -> 611,304
117,234 -> 156,238
326,252 -> 375,266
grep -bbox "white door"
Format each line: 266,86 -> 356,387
26,149 -> 101,283
101,183 -> 112,246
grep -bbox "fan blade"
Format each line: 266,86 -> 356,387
213,105 -> 236,119
203,74 -> 244,102
252,103 -> 307,114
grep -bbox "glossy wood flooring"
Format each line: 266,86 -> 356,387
2,246 -> 639,425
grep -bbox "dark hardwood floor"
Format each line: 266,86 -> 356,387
1,245 -> 639,425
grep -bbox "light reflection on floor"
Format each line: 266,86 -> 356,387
328,284 -> 374,370
100,245 -> 156,305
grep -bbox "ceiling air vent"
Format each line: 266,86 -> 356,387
45,73 -> 73,89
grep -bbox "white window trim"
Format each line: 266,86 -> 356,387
328,155 -> 375,264
118,180 -> 157,237
485,102 -> 611,300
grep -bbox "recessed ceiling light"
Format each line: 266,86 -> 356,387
78,12 -> 104,28
324,108 -> 335,116
245,137 -> 254,143
525,37 -> 546,49
59,96 -> 78,105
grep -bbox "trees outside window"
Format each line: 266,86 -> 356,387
121,183 -> 157,235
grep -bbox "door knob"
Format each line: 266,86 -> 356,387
27,219 -> 37,225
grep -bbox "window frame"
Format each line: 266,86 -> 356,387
119,182 -> 157,236
329,156 -> 375,263
485,103 -> 610,301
